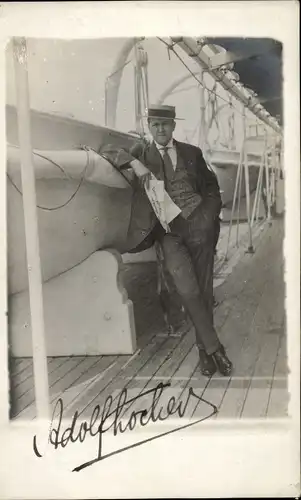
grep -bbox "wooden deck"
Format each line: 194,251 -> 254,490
8,217 -> 288,421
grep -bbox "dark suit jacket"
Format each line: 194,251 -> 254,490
100,140 -> 222,253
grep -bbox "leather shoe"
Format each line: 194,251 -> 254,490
212,347 -> 233,376
198,349 -> 216,377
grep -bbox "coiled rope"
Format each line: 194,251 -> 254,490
6,145 -> 91,211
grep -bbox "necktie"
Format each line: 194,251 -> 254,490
161,147 -> 174,182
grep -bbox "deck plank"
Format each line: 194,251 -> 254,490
166,361 -> 211,421
273,332 -> 288,377
108,336 -> 170,396
10,357 -> 69,417
240,228 -> 285,419
11,356 -> 68,390
22,356 -> 119,420
202,220 -> 284,419
11,363 -> 35,389
266,333 -> 289,418
171,345 -> 199,383
27,356 -> 107,419
11,219 -> 287,422
214,221 -> 266,285
217,220 -> 285,419
147,329 -> 195,380
239,334 -> 282,418
50,356 -> 100,398
9,358 -> 32,376
69,330 -> 169,418
216,304 -> 279,418
146,346 -> 205,421
126,330 -> 196,417
22,358 -> 101,420
114,335 -> 187,418
161,346 -> 209,420
100,336 -> 184,419
78,343 -> 168,419
240,310 -> 285,418
50,355 -> 118,416
18,324 -> 164,420
12,357 -> 71,400
13,357 -> 85,417
213,224 -> 269,326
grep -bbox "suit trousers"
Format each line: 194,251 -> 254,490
154,205 -> 222,355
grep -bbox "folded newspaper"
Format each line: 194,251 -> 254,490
144,174 -> 182,232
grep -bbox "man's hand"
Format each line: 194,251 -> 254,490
130,159 -> 152,189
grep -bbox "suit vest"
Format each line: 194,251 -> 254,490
162,149 -> 202,219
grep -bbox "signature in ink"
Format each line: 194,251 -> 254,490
33,382 -> 217,472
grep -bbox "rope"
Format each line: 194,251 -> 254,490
8,143 -> 72,179
106,59 -> 132,80
7,146 -> 91,211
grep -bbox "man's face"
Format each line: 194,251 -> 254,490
148,118 -> 176,146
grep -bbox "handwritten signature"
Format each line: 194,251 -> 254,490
33,382 -> 217,472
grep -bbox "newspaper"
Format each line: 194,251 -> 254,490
144,174 -> 182,232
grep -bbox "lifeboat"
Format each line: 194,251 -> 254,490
6,104 -> 264,297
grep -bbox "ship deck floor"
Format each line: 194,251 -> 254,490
9,217 -> 288,421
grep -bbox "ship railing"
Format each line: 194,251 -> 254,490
224,131 -> 282,261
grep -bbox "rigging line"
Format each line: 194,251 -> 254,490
8,143 -> 72,179
157,37 -> 267,122
157,37 -> 243,112
106,59 -> 132,80
33,151 -> 71,179
98,151 -> 133,188
7,146 -> 90,211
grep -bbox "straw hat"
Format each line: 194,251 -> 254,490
146,104 -> 183,120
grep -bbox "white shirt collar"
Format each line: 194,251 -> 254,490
154,139 -> 174,151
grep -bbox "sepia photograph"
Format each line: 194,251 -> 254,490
0,2 -> 299,497
6,35 -> 287,424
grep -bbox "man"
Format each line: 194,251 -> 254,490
102,105 -> 232,377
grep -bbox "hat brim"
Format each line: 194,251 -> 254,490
144,114 -> 184,121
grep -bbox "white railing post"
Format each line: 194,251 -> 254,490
251,133 -> 267,226
264,144 -> 272,224
244,148 -> 255,253
225,142 -> 244,260
13,37 -> 50,420
234,106 -> 246,247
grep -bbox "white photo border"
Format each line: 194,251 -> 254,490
0,2 -> 299,498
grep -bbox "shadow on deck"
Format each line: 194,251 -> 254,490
8,218 -> 288,421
